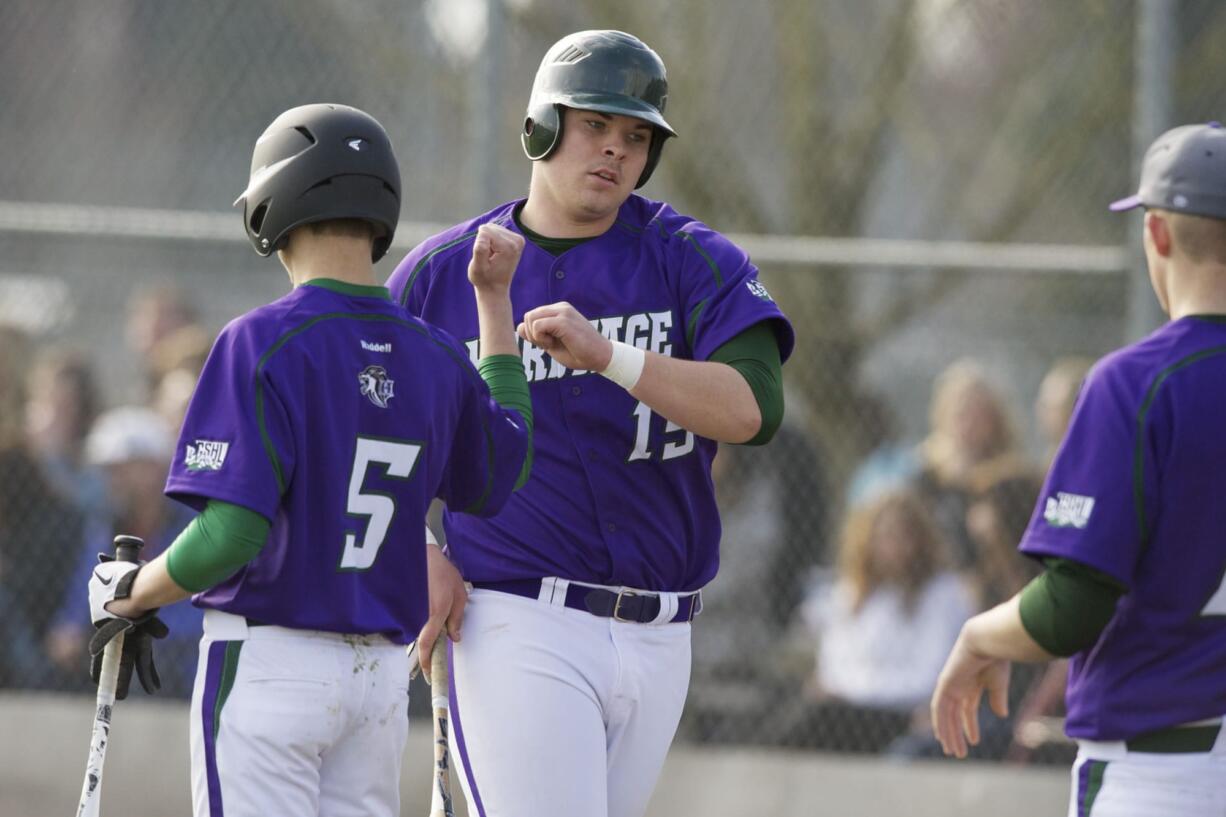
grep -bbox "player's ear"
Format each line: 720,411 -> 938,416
1145,211 -> 1173,258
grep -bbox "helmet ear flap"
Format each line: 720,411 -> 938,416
521,103 -> 563,161
246,199 -> 274,255
635,131 -> 668,189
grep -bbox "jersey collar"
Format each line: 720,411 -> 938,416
501,196 -> 648,258
301,279 -> 391,301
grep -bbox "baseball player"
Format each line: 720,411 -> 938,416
930,122 -> 1226,816
87,103 -> 533,817
387,30 -> 794,817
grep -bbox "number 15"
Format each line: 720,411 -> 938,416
627,401 -> 694,462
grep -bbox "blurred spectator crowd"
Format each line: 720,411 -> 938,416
0,284 -> 210,698
686,354 -> 1094,767
0,281 -> 1091,766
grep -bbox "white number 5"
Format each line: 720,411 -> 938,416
340,437 -> 422,570
1202,570 -> 1226,616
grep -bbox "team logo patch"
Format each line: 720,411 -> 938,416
746,280 -> 774,301
358,364 -> 395,408
185,439 -> 230,472
1043,491 -> 1096,529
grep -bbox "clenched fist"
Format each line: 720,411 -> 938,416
518,302 -> 614,372
468,223 -> 525,295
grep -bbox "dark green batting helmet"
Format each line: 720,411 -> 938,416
521,30 -> 676,188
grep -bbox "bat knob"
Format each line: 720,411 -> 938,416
113,535 -> 145,564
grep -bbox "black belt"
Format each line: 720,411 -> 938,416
472,579 -> 701,624
1125,722 -> 1222,753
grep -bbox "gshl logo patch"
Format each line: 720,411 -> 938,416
1043,492 -> 1096,529
746,280 -> 774,301
358,364 -> 395,408
186,440 -> 230,471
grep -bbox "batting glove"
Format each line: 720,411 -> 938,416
88,556 -> 142,624
87,554 -> 170,699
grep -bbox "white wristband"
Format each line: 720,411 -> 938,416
600,341 -> 646,390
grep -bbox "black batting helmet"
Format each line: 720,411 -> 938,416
234,104 -> 401,262
521,30 -> 675,189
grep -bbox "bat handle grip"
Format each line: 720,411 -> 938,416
429,635 -> 455,817
113,534 -> 145,565
76,535 -> 145,817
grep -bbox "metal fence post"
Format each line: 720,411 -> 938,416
472,0 -> 505,211
1127,0 -> 1176,342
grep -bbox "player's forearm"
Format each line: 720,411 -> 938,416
107,500 -> 270,617
107,555 -> 192,617
960,595 -> 1055,664
629,353 -> 762,443
474,289 -> 519,358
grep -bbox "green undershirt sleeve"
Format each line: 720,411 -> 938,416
165,500 -> 271,593
477,353 -> 534,489
1018,557 -> 1128,657
708,322 -> 785,446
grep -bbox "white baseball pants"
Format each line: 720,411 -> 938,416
190,610 -> 411,817
1068,722 -> 1226,816
448,585 -> 692,817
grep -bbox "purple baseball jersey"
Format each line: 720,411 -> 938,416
165,279 -> 529,643
387,195 -> 795,592
1019,315 -> 1226,740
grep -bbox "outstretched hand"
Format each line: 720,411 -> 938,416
930,630 -> 1011,758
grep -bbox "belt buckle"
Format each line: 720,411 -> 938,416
612,589 -> 638,622
686,592 -> 702,622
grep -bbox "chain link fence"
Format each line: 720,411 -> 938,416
3,0 -> 1226,769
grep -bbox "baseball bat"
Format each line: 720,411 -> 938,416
429,635 -> 455,817
75,535 -> 144,817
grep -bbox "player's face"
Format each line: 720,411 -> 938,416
535,108 -> 653,223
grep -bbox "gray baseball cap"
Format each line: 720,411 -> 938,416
1110,122 -> 1226,219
